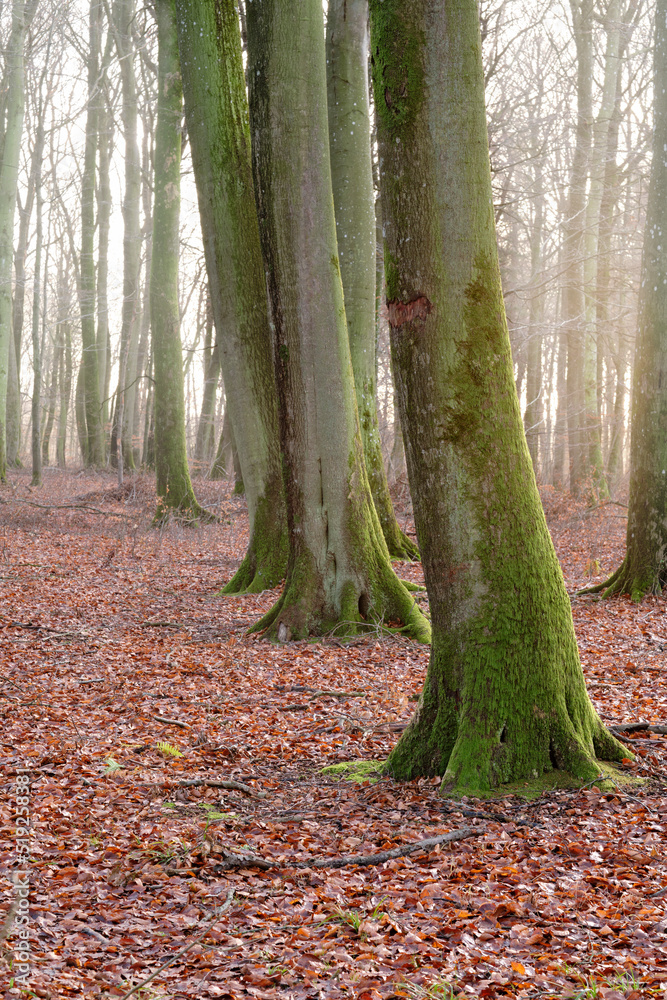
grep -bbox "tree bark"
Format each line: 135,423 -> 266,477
175,0 -> 287,589
245,0 -> 429,641
370,0 -> 627,793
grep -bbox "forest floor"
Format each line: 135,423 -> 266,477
1,470 -> 666,1000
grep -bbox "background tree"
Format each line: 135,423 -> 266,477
585,0 -> 667,601
245,0 -> 429,640
175,0 -> 287,590
0,0 -> 36,481
326,0 -> 417,560
150,0 -> 205,520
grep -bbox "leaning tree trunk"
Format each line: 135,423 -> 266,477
584,0 -> 667,602
245,0 -> 429,641
151,0 -> 207,521
370,0 -> 627,794
326,0 -> 418,560
175,0 -> 287,590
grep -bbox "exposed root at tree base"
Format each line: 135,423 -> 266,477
247,569 -> 431,643
152,501 -> 217,527
578,555 -> 664,602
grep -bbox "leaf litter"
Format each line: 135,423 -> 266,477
1,472 -> 666,1000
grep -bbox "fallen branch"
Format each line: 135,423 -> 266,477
0,498 -> 136,520
116,889 -> 235,1000
177,778 -> 267,799
610,722 -> 667,736
213,827 -> 479,871
153,715 -> 190,729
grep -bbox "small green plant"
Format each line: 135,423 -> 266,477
89,835 -> 102,846
155,741 -> 183,758
370,895 -> 388,920
332,905 -> 362,931
397,979 -> 457,1000
266,963 -> 290,978
102,757 -> 122,775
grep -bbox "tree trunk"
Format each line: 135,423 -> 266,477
245,0 -> 429,641
76,0 -> 105,466
562,0 -> 594,495
151,0 -> 207,521
581,0 -> 624,499
175,0 -> 287,590
0,0 -> 31,481
30,115 -> 45,487
96,50 -> 114,439
56,262 -> 73,469
586,0 -> 667,601
194,293 -> 220,466
370,0 -> 627,794
326,0 -> 417,560
112,0 -> 141,476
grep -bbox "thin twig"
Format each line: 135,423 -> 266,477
116,889 -> 235,1000
153,715 -> 190,729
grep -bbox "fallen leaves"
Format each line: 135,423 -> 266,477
0,472 -> 666,999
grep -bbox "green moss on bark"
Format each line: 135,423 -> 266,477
368,0 -> 425,137
222,482 -> 288,594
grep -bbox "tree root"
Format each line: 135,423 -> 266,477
577,559 -> 624,597
578,554 -> 665,602
153,500 -> 218,527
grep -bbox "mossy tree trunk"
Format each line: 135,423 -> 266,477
370,0 -> 627,794
175,0 -> 287,591
245,0 -> 429,642
585,0 -> 667,602
151,0 -> 206,521
325,0 -> 417,560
